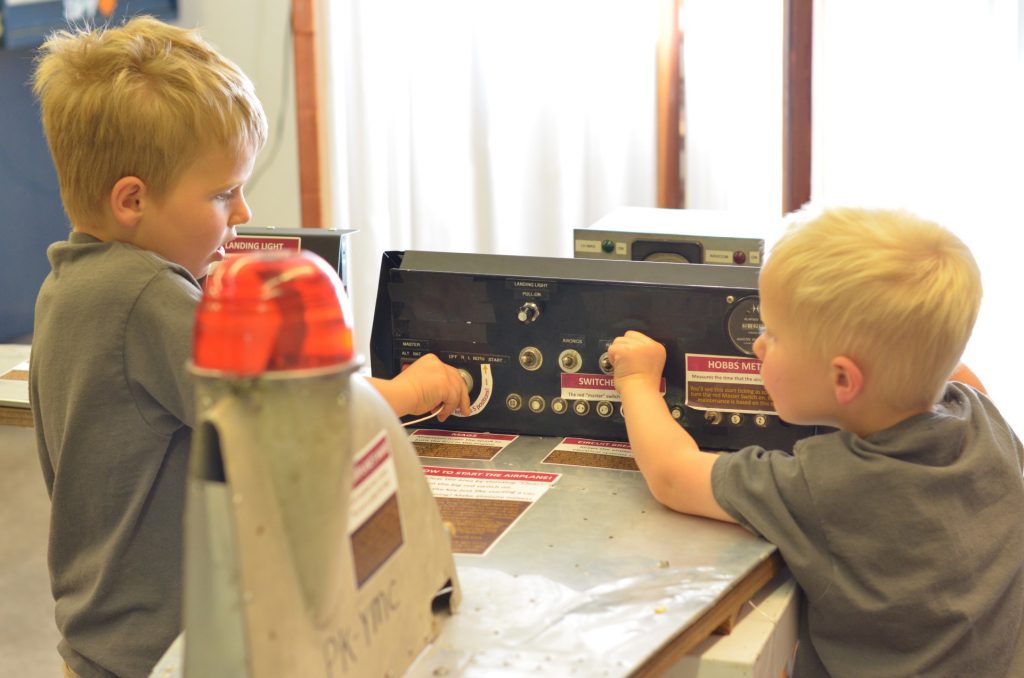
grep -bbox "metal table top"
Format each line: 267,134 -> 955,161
404,433 -> 776,677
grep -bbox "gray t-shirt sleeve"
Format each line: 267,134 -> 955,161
712,444 -> 834,602
711,388 -> 1024,676
124,268 -> 201,430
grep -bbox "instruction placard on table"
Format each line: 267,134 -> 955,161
684,353 -> 776,415
423,466 -> 559,556
410,429 -> 517,461
0,359 -> 29,382
542,437 -> 639,472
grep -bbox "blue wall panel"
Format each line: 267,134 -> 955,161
0,2 -> 179,341
1,1 -> 178,50
0,46 -> 66,341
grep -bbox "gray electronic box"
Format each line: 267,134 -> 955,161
370,250 -> 822,451
575,207 -> 769,267
229,226 -> 355,288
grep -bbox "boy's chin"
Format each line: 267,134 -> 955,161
774,410 -> 816,427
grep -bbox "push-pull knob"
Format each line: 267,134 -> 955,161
517,302 -> 541,324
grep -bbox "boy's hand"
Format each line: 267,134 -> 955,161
608,330 -> 666,394
378,353 -> 471,422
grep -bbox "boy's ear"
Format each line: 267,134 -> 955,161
830,355 -> 864,406
109,176 -> 147,230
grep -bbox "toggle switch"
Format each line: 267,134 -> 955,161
558,349 -> 582,373
518,347 -> 543,371
517,302 -> 541,324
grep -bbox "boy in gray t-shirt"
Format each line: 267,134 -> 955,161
610,206 -> 1024,676
30,17 -> 467,678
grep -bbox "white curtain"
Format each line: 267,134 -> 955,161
323,0 -> 1024,433
682,0 -> 785,217
685,0 -> 1024,432
811,0 -> 1024,433
322,0 -> 660,361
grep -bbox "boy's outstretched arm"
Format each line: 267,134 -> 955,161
367,353 -> 471,422
609,331 -> 735,523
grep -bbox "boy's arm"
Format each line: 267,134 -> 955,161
609,331 -> 736,523
367,353 -> 471,422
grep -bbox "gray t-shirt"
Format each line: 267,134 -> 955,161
30,232 -> 201,678
713,383 -> 1024,677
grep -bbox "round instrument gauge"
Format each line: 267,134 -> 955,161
726,296 -> 763,356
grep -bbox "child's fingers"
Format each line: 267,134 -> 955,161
435,366 -> 470,421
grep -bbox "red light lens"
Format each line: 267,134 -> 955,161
193,251 -> 354,374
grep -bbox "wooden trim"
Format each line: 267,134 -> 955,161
783,0 -> 813,214
0,406 -> 33,428
292,0 -> 323,228
632,551 -> 784,676
656,0 -> 683,209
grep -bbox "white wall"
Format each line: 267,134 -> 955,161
176,0 -> 302,231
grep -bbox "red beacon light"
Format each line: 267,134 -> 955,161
193,251 -> 354,375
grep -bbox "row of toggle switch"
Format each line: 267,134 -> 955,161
517,347 -> 613,375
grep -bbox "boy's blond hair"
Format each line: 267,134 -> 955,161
765,206 -> 981,410
32,15 -> 268,227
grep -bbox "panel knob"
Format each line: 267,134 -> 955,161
517,302 -> 541,324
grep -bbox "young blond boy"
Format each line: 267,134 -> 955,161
610,206 -> 1024,676
30,17 -> 467,678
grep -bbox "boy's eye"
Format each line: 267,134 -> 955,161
217,188 -> 239,201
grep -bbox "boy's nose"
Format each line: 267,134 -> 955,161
233,196 -> 252,226
752,334 -> 765,359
